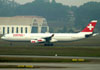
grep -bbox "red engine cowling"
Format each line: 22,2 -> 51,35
31,39 -> 45,43
31,40 -> 38,43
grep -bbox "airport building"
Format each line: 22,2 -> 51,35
0,16 -> 49,35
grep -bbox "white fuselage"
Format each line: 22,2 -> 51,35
1,20 -> 98,45
1,33 -> 86,42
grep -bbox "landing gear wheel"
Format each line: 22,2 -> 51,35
50,43 -> 54,46
44,43 -> 54,46
10,42 -> 13,46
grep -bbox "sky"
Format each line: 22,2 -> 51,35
14,0 -> 100,6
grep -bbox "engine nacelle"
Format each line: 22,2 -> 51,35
31,39 -> 46,43
37,39 -> 46,43
92,33 -> 99,36
31,40 -> 38,43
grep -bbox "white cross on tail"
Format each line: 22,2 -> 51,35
88,24 -> 94,30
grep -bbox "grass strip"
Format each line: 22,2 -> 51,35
0,46 -> 100,57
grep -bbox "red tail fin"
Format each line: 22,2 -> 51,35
81,20 -> 97,32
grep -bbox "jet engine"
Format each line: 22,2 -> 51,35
31,39 -> 45,43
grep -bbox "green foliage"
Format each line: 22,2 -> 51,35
74,2 -> 100,32
0,1 -> 100,32
15,1 -> 70,21
0,0 -> 19,16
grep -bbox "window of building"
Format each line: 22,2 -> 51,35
34,19 -> 37,22
25,27 -> 27,33
33,22 -> 38,26
12,27 -> 14,33
21,27 -> 23,33
33,19 -> 38,26
42,20 -> 47,26
16,27 -> 18,33
31,27 -> 38,33
41,27 -> 47,33
7,27 -> 9,34
3,27 -> 5,35
43,20 -> 46,23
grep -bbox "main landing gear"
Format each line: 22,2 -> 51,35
44,43 -> 54,46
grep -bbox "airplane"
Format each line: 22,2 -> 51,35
1,20 -> 98,46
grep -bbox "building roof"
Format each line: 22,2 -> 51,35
0,16 -> 48,26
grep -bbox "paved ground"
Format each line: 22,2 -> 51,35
0,55 -> 100,70
0,63 -> 100,70
0,55 -> 100,59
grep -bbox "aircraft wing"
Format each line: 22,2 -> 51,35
31,34 -> 56,43
43,34 -> 55,43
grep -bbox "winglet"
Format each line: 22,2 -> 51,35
51,34 -> 54,37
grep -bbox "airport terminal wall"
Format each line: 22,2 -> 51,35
0,16 -> 49,34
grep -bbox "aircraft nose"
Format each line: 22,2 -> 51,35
1,36 -> 5,40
